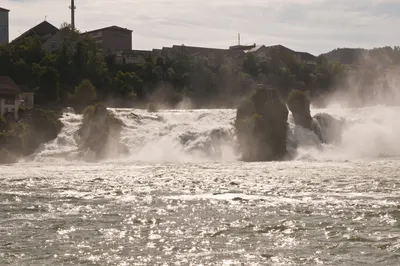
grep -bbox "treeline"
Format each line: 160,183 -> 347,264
321,46 -> 400,105
323,46 -> 400,65
0,25 -> 398,109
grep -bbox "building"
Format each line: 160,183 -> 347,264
13,21 -> 61,53
81,26 -> 133,54
155,44 -> 245,63
152,49 -> 162,57
245,44 -> 317,65
18,85 -> 34,109
0,76 -> 22,120
42,31 -> 62,53
295,51 -> 317,65
229,44 -> 256,51
13,20 -> 59,43
0,7 -> 9,45
171,45 -> 228,58
246,45 -> 271,59
115,49 -> 150,64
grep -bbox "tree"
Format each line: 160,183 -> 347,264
111,71 -> 143,99
75,79 -> 97,105
242,54 -> 259,77
36,66 -> 60,103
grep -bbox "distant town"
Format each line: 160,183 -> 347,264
0,3 -> 321,119
1,3 -> 398,121
0,6 -> 318,67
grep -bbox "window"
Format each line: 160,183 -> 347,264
51,41 -> 57,50
5,98 -> 14,105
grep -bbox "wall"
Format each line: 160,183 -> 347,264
1,95 -> 21,120
42,31 -> 61,53
83,31 -> 103,52
250,47 -> 270,59
0,98 -> 4,117
102,29 -> 132,53
115,50 -> 149,64
21,92 -> 34,108
0,10 -> 9,45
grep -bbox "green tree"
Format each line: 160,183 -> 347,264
75,79 -> 97,105
242,54 -> 259,77
36,67 -> 60,103
111,71 -> 143,99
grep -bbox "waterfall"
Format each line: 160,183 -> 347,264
29,105 -> 400,162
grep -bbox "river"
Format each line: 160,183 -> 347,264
1,106 -> 400,265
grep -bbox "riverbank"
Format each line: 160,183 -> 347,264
0,107 -> 63,163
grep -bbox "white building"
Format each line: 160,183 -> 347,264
18,85 -> 34,109
0,7 -> 9,45
0,76 -> 22,120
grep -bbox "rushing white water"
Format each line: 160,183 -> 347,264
31,108 -> 239,163
31,105 -> 400,163
297,105 -> 400,160
2,105 -> 400,265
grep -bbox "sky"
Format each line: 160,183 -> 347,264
1,0 -> 400,55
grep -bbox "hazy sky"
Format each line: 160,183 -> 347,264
1,0 -> 400,55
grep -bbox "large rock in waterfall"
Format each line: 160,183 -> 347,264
0,108 -> 63,164
235,86 -> 289,161
287,90 -> 345,144
75,103 -> 129,159
287,90 -> 315,130
313,112 -> 345,144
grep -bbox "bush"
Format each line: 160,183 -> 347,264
75,79 -> 97,106
0,115 -> 6,130
287,89 -> 310,115
18,105 -> 26,119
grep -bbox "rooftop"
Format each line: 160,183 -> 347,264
0,76 -> 21,95
295,51 -> 317,59
82,25 -> 133,35
0,7 -> 9,12
172,45 -> 227,53
18,85 -> 33,93
229,44 -> 256,50
247,45 -> 266,53
13,21 -> 59,43
265,44 -> 296,53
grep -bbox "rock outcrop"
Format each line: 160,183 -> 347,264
0,108 -> 63,164
287,90 -> 314,129
235,86 -> 289,161
75,103 -> 128,159
287,90 -> 345,144
313,113 -> 345,144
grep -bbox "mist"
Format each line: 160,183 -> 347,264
313,49 -> 400,108
25,50 -> 400,163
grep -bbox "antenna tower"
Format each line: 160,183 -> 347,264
69,0 -> 76,30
